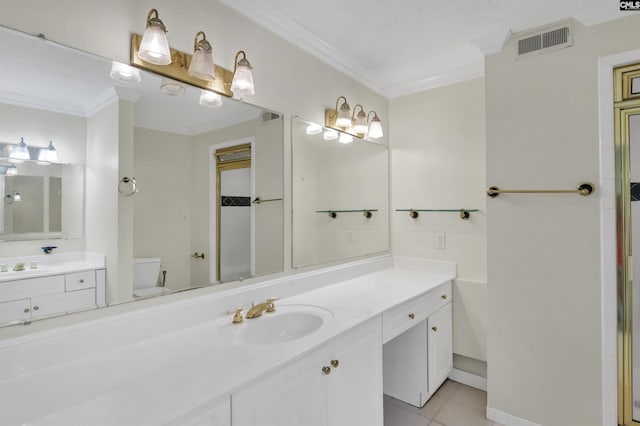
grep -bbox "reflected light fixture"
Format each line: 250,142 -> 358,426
110,62 -> 141,83
230,50 -> 255,97
10,137 -> 30,161
334,96 -> 352,128
138,8 -> 171,65
6,164 -> 17,176
199,89 -> 223,108
5,191 -> 21,204
306,124 -> 323,135
323,130 -> 338,141
351,104 -> 368,135
160,78 -> 186,96
339,133 -> 353,144
188,31 -> 215,81
38,141 -> 58,162
367,111 -> 384,139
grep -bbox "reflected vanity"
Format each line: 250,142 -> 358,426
291,117 -> 390,268
0,25 -> 284,326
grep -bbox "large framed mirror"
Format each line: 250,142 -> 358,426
0,25 -> 284,326
292,117 -> 389,268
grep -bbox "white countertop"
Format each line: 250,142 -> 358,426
0,257 -> 454,425
0,252 -> 105,282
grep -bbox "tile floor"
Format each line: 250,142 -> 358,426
384,380 -> 503,426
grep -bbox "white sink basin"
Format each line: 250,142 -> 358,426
237,305 -> 333,345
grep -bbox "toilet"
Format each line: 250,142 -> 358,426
133,257 -> 170,297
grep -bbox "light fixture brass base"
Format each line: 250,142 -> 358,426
325,109 -> 365,139
130,33 -> 234,97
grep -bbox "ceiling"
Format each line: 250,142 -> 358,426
0,26 -> 263,136
222,0 -> 636,97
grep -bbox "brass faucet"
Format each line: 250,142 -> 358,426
245,298 -> 278,319
12,262 -> 25,272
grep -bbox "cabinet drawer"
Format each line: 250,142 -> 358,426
0,275 -> 65,302
31,289 -> 96,318
65,271 -> 96,291
382,281 -> 451,343
0,298 -> 30,324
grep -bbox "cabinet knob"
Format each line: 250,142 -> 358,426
33,306 -> 39,311
79,279 -> 85,283
408,313 -> 415,319
331,359 -> 339,368
23,308 -> 30,313
441,294 -> 447,300
322,366 -> 331,375
432,326 -> 437,332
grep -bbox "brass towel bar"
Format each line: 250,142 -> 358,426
252,197 -> 283,204
486,182 -> 595,198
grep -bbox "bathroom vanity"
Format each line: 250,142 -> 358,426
0,256 -> 453,425
0,252 -> 106,325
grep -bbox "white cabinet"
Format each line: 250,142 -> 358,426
232,319 -> 383,426
165,396 -> 230,426
0,269 -> 105,324
382,282 -> 453,407
428,303 -> 453,394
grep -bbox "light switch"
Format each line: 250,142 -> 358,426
435,233 -> 446,249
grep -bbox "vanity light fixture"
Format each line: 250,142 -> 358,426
306,124 -> 323,135
138,8 -> 171,65
367,111 -> 384,139
199,89 -> 223,108
10,137 -> 30,161
188,32 -> 215,81
109,62 -> 141,83
351,104 -> 368,135
160,78 -> 186,96
323,129 -> 338,141
5,164 -> 17,176
37,141 -> 58,163
339,133 -> 353,144
333,96 -> 352,128
231,51 -> 255,97
5,192 -> 21,204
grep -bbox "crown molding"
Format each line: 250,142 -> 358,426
0,90 -> 85,117
220,0 -> 391,97
389,62 -> 485,98
83,87 -> 119,117
574,10 -> 637,26
472,29 -> 513,55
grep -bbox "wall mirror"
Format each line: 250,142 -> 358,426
292,117 -> 389,268
0,25 -> 284,326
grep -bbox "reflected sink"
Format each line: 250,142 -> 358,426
237,305 -> 333,345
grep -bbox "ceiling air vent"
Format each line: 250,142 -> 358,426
516,24 -> 573,58
262,111 -> 281,123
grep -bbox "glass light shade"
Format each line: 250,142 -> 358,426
199,90 -> 223,108
368,117 -> 384,139
336,102 -> 352,128
339,133 -> 353,144
188,48 -> 215,81
139,24 -> 171,65
231,61 -> 255,97
10,138 -> 30,160
306,124 -> 323,135
352,110 -> 368,134
323,130 -> 338,141
38,141 -> 58,162
6,164 -> 17,176
109,62 -> 141,83
160,78 -> 186,96
13,192 -> 21,202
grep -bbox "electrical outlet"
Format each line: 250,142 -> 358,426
347,231 -> 354,244
435,233 -> 446,249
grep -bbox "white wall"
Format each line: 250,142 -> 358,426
390,78 -> 487,366
133,127 -> 192,291
486,16 -> 640,426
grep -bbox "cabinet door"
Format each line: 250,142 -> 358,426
428,303 -> 453,394
0,298 -> 30,324
31,289 -> 95,318
232,348 -> 329,426
328,318 -> 383,426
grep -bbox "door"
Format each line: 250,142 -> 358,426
0,298 -> 30,324
428,303 -> 453,394
616,63 -> 640,425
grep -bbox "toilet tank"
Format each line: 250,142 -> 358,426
133,257 -> 161,289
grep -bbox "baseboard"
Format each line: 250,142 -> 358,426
486,407 -> 541,426
448,368 -> 487,391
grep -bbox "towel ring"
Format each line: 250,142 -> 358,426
118,176 -> 138,196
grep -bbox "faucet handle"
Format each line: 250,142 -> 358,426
266,297 -> 279,313
232,307 -> 244,324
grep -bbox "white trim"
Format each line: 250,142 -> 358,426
0,90 -> 85,117
597,47 -> 640,426
389,63 -> 485,99
448,368 -> 486,391
486,407 -> 541,426
209,137 -> 256,284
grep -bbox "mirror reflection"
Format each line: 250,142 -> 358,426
0,26 -> 283,326
292,117 -> 389,268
